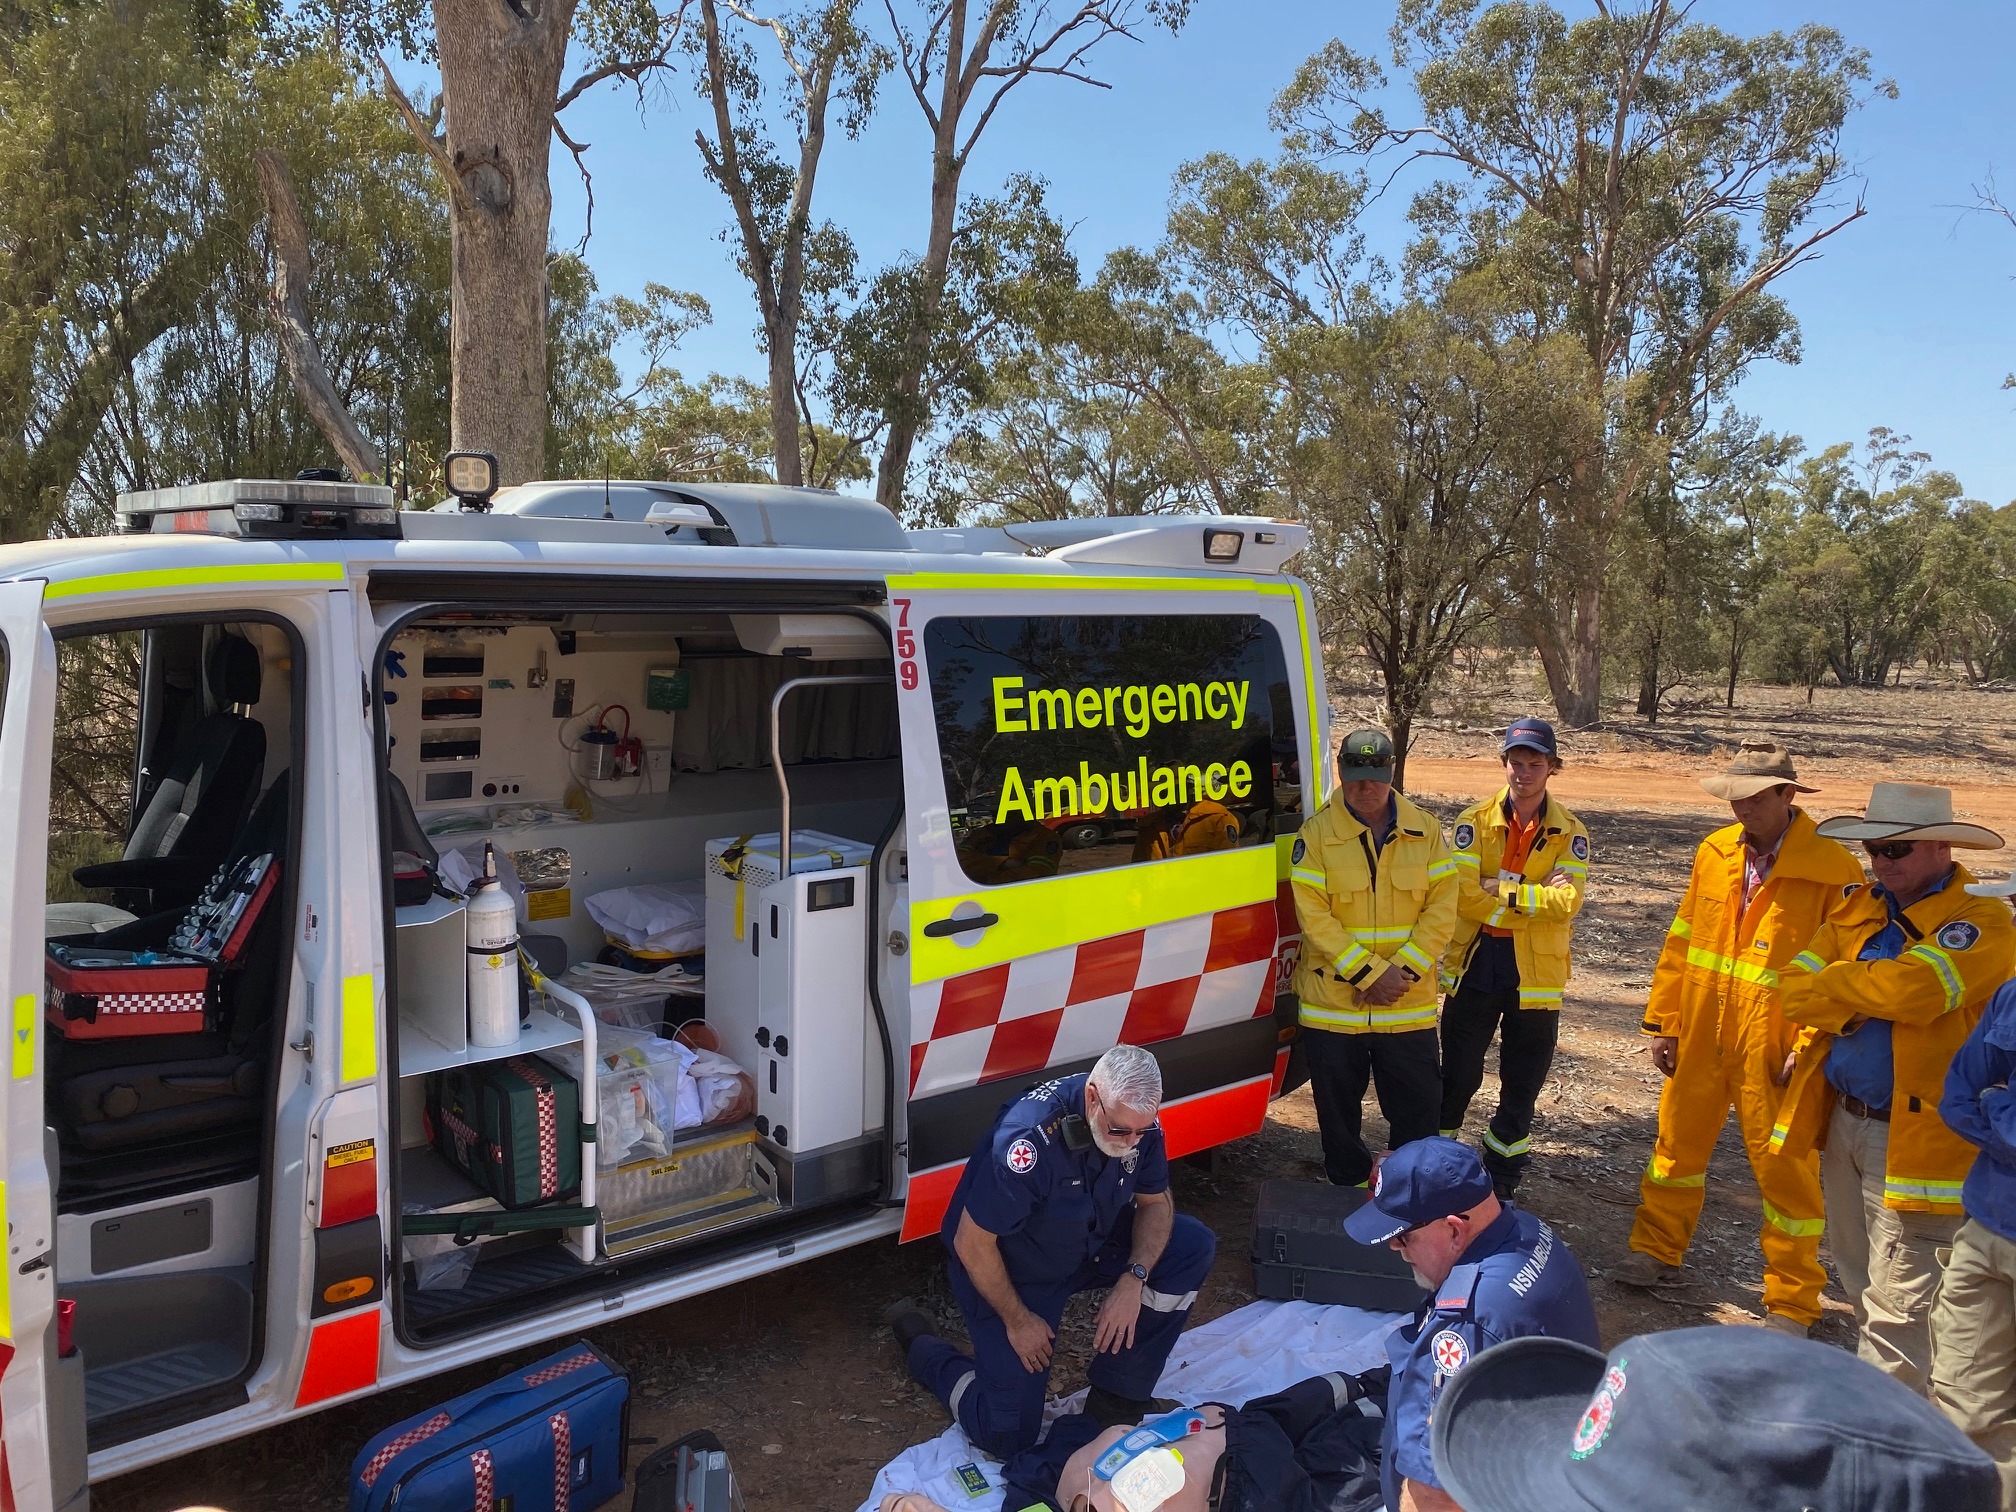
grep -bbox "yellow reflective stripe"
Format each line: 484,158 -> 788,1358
1667,912 -> 1693,941
1485,906 -> 1509,929
1351,925 -> 1414,944
1761,1200 -> 1825,1239
1299,1000 -> 1438,1029
340,973 -> 378,1083
1790,951 -> 1825,975
1683,945 -> 1779,989
1290,867 -> 1327,890
1903,943 -> 1964,1012
10,993 -> 31,1079
1518,987 -> 1564,1006
1335,941 -> 1375,976
1769,1120 -> 1792,1153
1258,582 -> 1324,805
1884,1176 -> 1965,1204
1482,1129 -> 1529,1158
887,571 -> 1255,594
1558,860 -> 1587,877
1426,859 -> 1456,882
1518,884 -> 1542,912
912,843 -> 1273,983
1394,941 -> 1435,977
1452,852 -> 1482,869
43,562 -> 345,599
1645,1155 -> 1706,1189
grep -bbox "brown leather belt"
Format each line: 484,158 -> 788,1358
1840,1094 -> 1891,1123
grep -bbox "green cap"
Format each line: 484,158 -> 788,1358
1337,728 -> 1395,781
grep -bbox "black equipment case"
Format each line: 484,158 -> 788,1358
1250,1178 -> 1428,1313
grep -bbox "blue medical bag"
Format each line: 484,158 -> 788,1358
348,1340 -> 630,1512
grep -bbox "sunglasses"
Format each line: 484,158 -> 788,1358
1864,840 -> 1920,862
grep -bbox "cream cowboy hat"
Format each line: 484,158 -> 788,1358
1815,782 -> 2003,850
1698,741 -> 1818,801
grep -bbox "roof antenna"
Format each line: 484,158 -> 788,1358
602,461 -> 613,521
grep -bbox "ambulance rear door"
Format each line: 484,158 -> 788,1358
888,570 -> 1320,1239
0,582 -> 67,1511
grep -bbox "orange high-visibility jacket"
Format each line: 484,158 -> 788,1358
1290,791 -> 1457,1034
1641,811 -> 1863,1051
1773,868 -> 2016,1213
1444,789 -> 1591,1008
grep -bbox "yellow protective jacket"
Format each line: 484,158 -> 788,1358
1445,789 -> 1590,1008
1641,810 -> 1864,1050
1290,791 -> 1458,1034
1773,868 -> 2016,1213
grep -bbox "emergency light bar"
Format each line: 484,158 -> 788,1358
116,478 -> 401,540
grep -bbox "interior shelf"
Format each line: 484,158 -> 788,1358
398,1005 -> 582,1079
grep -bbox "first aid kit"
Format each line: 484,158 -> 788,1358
347,1339 -> 630,1512
430,1055 -> 584,1209
1250,1178 -> 1427,1312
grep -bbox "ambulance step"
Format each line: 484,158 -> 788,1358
402,1242 -> 600,1330
84,1343 -> 247,1424
601,1183 -> 783,1258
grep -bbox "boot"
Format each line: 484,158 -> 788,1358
1609,1250 -> 1684,1289
884,1296 -> 937,1355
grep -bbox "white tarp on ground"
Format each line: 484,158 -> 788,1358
856,1300 -> 1405,1512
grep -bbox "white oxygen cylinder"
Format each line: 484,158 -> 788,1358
465,843 -> 521,1049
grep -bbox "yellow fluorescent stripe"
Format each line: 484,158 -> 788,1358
1645,1156 -> 1706,1188
340,974 -> 377,1083
1452,853 -> 1482,868
1300,1003 -> 1438,1028
1667,914 -> 1693,940
1904,944 -> 1964,1010
1761,1200 -> 1826,1238
1290,867 -> 1327,889
911,843 -> 1273,984
10,993 -> 32,1079
43,561 -> 346,599
887,571 -> 1256,594
1258,582 -> 1324,805
1790,951 -> 1825,974
1684,945 -> 1778,989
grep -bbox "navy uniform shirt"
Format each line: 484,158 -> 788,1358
1941,979 -> 2016,1244
942,1073 -> 1169,1288
1381,1204 -> 1600,1510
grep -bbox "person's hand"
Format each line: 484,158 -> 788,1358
1547,869 -> 1573,888
1361,964 -> 1410,1006
1774,1051 -> 1797,1087
1479,877 -> 1499,896
1004,1309 -> 1054,1373
1094,1276 -> 1143,1354
1649,1036 -> 1679,1078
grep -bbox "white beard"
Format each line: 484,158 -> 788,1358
1410,1264 -> 1435,1291
1092,1127 -> 1130,1159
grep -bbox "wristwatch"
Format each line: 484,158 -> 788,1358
1127,1263 -> 1148,1282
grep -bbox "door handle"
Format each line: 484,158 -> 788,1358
922,912 -> 1000,938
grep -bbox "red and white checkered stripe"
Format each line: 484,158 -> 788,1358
510,1057 -> 561,1199
360,1411 -> 452,1487
550,1410 -> 572,1507
470,1447 -> 495,1512
523,1351 -> 595,1388
908,897 -> 1280,1098
96,991 -> 205,1016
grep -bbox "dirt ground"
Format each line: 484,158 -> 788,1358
101,677 -> 2016,1511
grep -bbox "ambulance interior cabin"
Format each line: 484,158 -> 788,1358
376,605 -> 901,1339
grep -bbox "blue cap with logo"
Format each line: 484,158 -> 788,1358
1501,716 -> 1558,759
1343,1136 -> 1496,1245
1432,1324 -> 1999,1512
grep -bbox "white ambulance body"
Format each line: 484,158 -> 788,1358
0,478 -> 1329,1507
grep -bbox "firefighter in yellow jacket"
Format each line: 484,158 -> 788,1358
1616,743 -> 1863,1333
1774,782 -> 2016,1388
1438,717 -> 1590,1198
1289,728 -> 1459,1187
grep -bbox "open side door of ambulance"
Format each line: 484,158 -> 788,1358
888,569 -> 1324,1240
0,581 -> 79,1512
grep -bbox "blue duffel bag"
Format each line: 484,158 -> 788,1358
349,1340 -> 630,1512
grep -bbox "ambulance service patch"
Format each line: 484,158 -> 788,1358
1939,921 -> 1981,951
1431,1330 -> 1469,1373
1454,823 -> 1475,850
1006,1137 -> 1038,1174
1572,834 -> 1590,862
1571,1360 -> 1628,1460
1292,838 -> 1306,864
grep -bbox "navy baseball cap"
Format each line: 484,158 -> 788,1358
1502,717 -> 1558,758
1336,728 -> 1395,781
1343,1137 -> 1495,1244
1433,1325 -> 2000,1512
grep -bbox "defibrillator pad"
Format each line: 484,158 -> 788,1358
1091,1409 -> 1207,1480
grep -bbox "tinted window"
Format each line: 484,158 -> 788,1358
926,614 -> 1290,882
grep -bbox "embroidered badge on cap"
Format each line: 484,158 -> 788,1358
1292,838 -> 1306,864
1939,920 -> 1981,951
1006,1137 -> 1038,1174
1570,1358 -> 1627,1460
1454,823 -> 1475,850
1431,1330 -> 1469,1373
1572,834 -> 1590,862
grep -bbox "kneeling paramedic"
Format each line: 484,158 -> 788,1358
1343,1137 -> 1599,1512
891,1045 -> 1216,1458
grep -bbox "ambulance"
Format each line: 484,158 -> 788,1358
0,463 -> 1330,1507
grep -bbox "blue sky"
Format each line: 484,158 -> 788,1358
542,0 -> 2016,502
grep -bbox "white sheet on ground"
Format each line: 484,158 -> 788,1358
856,1300 -> 1404,1512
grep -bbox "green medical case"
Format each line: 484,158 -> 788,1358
429,1054 -> 583,1209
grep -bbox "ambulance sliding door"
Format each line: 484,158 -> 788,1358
888,573 -> 1314,1240
0,583 -> 67,1511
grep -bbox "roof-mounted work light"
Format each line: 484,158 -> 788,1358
1202,527 -> 1244,563
445,451 -> 500,512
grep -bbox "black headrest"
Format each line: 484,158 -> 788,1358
207,635 -> 262,708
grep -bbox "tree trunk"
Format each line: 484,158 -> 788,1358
873,124 -> 962,512
1725,621 -> 1741,709
434,0 -> 575,486
1560,582 -> 1604,726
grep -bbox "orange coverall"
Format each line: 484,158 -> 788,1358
1627,810 -> 1863,1324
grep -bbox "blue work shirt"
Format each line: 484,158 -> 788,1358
1941,979 -> 2016,1244
1825,881 -> 1933,1109
942,1073 -> 1169,1288
1381,1204 -> 1601,1511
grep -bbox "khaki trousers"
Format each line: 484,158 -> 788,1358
1820,1103 -> 1961,1392
1931,1217 -> 2016,1509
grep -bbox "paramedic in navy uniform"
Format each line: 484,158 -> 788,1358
887,1045 -> 1216,1459
1343,1136 -> 1600,1512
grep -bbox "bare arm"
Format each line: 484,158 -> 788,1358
1094,1188 -> 1175,1355
1399,1477 -> 1464,1512
1129,1187 -> 1174,1271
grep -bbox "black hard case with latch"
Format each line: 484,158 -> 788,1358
1250,1178 -> 1429,1312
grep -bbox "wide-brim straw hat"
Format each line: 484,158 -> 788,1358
1816,781 -> 2003,850
1699,741 -> 1819,801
